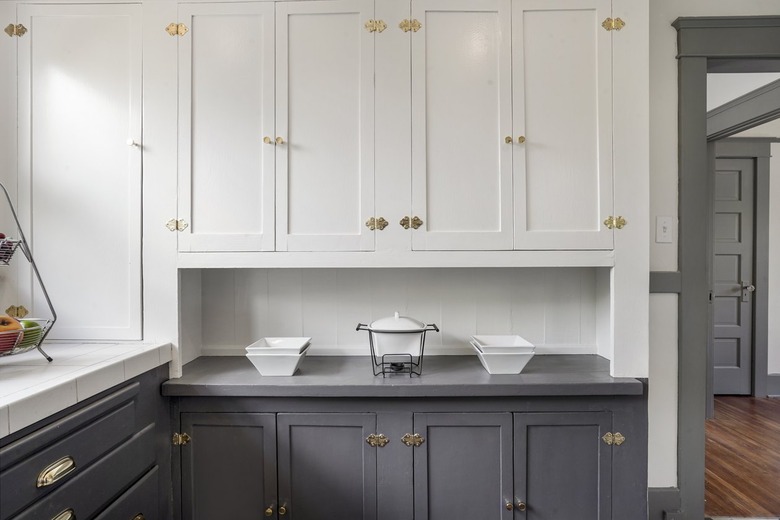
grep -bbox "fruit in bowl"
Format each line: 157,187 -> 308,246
0,314 -> 23,353
18,319 -> 43,348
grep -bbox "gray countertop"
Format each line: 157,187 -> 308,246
162,355 -> 642,398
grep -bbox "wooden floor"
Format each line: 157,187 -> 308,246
705,396 -> 780,517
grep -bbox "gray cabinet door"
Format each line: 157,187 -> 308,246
413,413 -> 514,520
514,412 -> 612,520
277,413 -> 378,520
180,413 -> 276,520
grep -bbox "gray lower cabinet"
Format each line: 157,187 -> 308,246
176,409 -> 617,520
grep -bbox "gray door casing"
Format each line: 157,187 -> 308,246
712,157 -> 755,395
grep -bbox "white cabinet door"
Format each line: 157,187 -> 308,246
275,0 -> 375,252
410,0 -> 513,251
177,3 -> 275,252
512,0 -> 613,250
17,4 -> 142,340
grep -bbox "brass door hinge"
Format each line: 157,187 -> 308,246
602,17 -> 625,31
364,19 -> 387,33
366,433 -> 390,447
401,433 -> 425,447
399,19 -> 422,33
603,215 -> 627,230
166,218 -> 189,232
172,432 -> 191,446
4,24 -> 27,37
166,23 -> 189,37
602,432 -> 625,446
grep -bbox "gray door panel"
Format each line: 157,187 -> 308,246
713,157 -> 754,394
277,413 -> 377,520
181,413 -> 276,520
514,413 -> 612,520
413,413 -> 513,520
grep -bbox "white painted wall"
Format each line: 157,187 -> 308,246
769,143 -> 780,375
707,73 -> 780,111
648,0 -> 780,488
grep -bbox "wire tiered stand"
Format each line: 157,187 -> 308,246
0,182 -> 56,361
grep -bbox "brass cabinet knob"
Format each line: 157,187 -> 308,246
517,135 -> 526,143
132,515 -> 146,520
517,500 -> 527,511
263,136 -> 273,144
411,216 -> 423,229
275,136 -> 285,145
264,506 -> 273,516
505,501 -> 514,511
279,505 -> 288,515
400,216 -> 410,229
505,136 -> 513,144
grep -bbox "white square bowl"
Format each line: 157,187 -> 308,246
470,341 -> 534,374
245,337 -> 311,355
470,335 -> 535,354
246,345 -> 310,376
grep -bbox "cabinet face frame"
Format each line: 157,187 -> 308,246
177,2 -> 276,253
16,3 -> 143,340
275,0 -> 376,252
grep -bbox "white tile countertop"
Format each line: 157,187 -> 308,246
0,342 -> 171,439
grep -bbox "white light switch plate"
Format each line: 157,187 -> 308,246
655,216 -> 674,243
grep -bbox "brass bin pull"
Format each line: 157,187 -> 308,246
37,456 -> 76,488
51,509 -> 75,520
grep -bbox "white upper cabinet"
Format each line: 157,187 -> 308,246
275,0 -> 376,252
410,0 -> 513,251
17,4 -> 142,340
512,0 -> 613,250
177,3 -> 275,252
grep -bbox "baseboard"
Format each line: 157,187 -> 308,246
648,487 -> 681,520
768,373 -> 780,397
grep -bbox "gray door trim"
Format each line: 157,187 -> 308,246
672,16 -> 780,520
707,80 -> 780,140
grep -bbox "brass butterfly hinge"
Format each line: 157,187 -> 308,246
166,218 -> 189,232
364,19 -> 387,33
172,432 -> 191,446
401,433 -> 425,447
165,23 -> 189,37
4,24 -> 27,37
5,305 -> 29,319
399,19 -> 422,33
366,433 -> 390,447
603,215 -> 627,230
602,17 -> 625,31
602,432 -> 625,446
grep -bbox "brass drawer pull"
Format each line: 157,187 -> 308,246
52,509 -> 75,520
37,456 -> 76,488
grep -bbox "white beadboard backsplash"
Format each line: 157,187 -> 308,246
196,268 -> 604,356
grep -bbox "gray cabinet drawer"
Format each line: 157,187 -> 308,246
0,401 -> 136,519
11,424 -> 155,520
94,466 -> 159,520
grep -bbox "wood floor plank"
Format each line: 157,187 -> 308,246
705,397 -> 780,517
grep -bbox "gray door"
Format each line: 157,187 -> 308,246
514,413 -> 612,520
180,413 -> 277,520
413,413 -> 513,520
277,413 -> 377,520
712,157 -> 755,395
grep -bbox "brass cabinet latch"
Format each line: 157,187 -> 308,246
399,216 -> 423,230
602,17 -> 625,31
366,433 -> 390,447
603,216 -> 627,230
401,433 -> 425,447
365,217 -> 388,231
602,432 -> 625,446
172,432 -> 191,446
5,305 -> 29,319
166,218 -> 189,232
4,24 -> 27,37
364,19 -> 387,33
165,23 -> 189,37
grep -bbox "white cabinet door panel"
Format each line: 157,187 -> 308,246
178,3 -> 275,252
17,4 -> 142,339
411,0 -> 513,251
512,0 -> 613,250
276,0 -> 375,252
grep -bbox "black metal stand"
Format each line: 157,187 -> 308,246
356,323 -> 439,377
